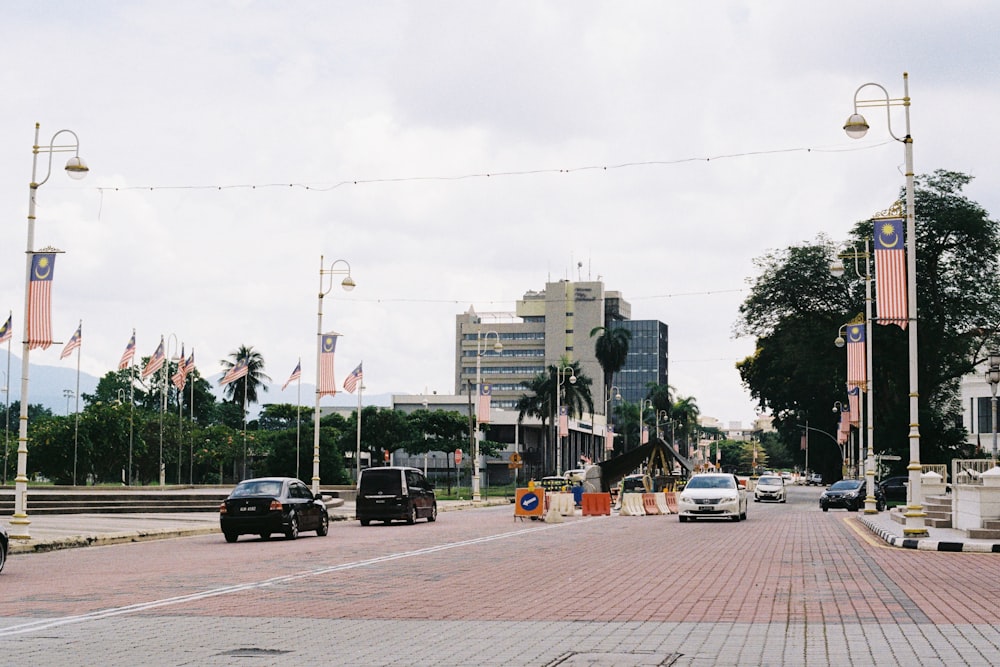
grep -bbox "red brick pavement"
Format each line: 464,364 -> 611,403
5,490 -> 1000,628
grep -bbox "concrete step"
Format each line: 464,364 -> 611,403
926,517 -> 952,528
967,527 -> 1000,539
982,519 -> 1000,530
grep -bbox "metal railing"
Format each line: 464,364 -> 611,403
951,459 -> 997,486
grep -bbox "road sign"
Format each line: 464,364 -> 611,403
454,449 -> 463,464
514,488 -> 544,518
509,452 -> 521,464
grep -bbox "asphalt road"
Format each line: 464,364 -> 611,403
3,485 -> 999,666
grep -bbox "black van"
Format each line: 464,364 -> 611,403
357,466 -> 438,526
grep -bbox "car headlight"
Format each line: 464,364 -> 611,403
679,495 -> 691,503
723,494 -> 737,502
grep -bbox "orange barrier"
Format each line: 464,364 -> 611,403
663,491 -> 679,514
581,492 -> 611,516
642,493 -> 661,515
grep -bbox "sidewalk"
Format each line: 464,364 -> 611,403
4,497 -> 511,555
859,506 -> 1000,552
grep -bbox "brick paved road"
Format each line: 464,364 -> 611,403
3,485 -> 999,665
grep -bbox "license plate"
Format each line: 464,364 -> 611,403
375,499 -> 386,504
698,506 -> 715,512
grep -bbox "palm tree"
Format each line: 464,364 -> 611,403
220,345 -> 271,413
671,394 -> 700,458
515,358 -> 594,474
590,326 -> 631,413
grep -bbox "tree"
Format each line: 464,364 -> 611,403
590,326 -> 631,412
220,345 -> 271,411
737,170 -> 1000,467
515,358 -> 594,474
671,395 -> 701,457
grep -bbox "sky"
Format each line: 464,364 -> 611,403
1,1 -> 999,427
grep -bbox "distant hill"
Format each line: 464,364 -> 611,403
0,350 -> 391,416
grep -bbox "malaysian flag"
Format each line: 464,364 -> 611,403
801,432 -> 808,451
558,405 -> 569,437
142,337 -> 165,379
171,347 -> 187,390
0,314 -> 12,344
845,324 -> 866,389
220,358 -> 249,386
847,386 -> 860,425
605,425 -> 615,451
874,217 -> 908,329
837,407 -> 850,445
60,322 -> 82,359
27,253 -> 56,350
476,382 -> 490,422
282,360 -> 301,391
119,331 -> 136,370
641,425 -> 649,445
344,362 -> 363,394
317,334 -> 338,397
185,349 -> 195,376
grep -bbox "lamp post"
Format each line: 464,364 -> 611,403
832,241 -> 878,512
843,72 -> 925,535
474,330 -> 502,501
797,423 -> 845,467
11,125 -> 88,539
986,352 -> 1000,460
554,365 -> 576,475
313,256 -> 355,495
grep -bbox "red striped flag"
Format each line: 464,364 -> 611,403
142,337 -> 165,379
874,217 -> 908,329
282,360 -> 301,391
845,324 -> 866,388
558,405 -> 568,437
641,425 -> 649,445
220,358 -> 249,386
119,331 -> 136,370
605,425 -> 615,451
60,323 -> 82,359
27,253 -> 56,350
317,334 -> 338,397
344,362 -> 363,394
847,386 -> 860,426
0,314 -> 12,344
171,347 -> 187,390
476,382 -> 490,422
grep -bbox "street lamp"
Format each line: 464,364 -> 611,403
473,330 -> 502,501
554,365 -> 576,475
832,241 -> 879,513
11,124 -> 88,540
313,256 -> 355,495
986,352 -> 1000,460
844,73 -> 925,535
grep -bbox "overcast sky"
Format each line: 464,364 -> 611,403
1,1 -> 998,426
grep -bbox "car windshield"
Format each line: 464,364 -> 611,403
829,480 -> 862,490
758,477 -> 781,485
686,476 -> 735,490
231,480 -> 282,497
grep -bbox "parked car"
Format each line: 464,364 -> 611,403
219,477 -> 329,543
877,476 -> 909,504
357,466 -> 437,526
754,475 -> 787,503
819,478 -> 886,512
0,523 -> 7,573
677,473 -> 748,522
807,472 -> 823,486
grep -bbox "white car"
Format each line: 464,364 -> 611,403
678,473 -> 748,522
754,475 -> 787,503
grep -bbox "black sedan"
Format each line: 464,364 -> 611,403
0,523 -> 7,573
819,478 -> 886,512
220,477 -> 329,542
877,476 -> 909,504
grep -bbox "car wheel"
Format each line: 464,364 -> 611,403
260,532 -> 271,541
0,543 -> 6,573
821,506 -> 828,512
877,499 -> 886,512
679,516 -> 687,523
741,509 -> 747,520
427,503 -> 437,522
754,497 -> 760,502
731,514 -> 741,522
224,531 -> 238,543
406,504 -> 417,525
360,519 -> 370,526
316,512 -> 329,536
285,513 -> 299,540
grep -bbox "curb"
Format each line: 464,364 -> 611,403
9,525 -> 220,555
859,516 -> 1000,553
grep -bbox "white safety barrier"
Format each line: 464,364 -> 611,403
655,493 -> 671,515
618,493 -> 646,516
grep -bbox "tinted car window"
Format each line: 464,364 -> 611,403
232,480 -> 282,497
829,480 -> 863,491
686,476 -> 735,490
361,469 -> 402,495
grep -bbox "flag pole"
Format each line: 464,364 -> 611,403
295,361 -> 301,481
355,370 -> 363,481
3,312 -> 10,487
73,319 -> 81,486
